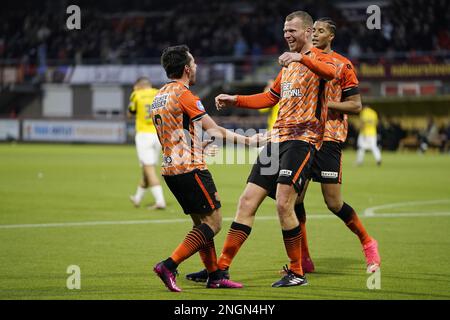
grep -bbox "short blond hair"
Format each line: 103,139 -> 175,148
134,77 -> 152,87
286,11 -> 313,29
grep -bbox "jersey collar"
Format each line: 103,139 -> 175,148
168,80 -> 190,89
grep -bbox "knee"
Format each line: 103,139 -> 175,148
234,194 -> 257,226
325,197 -> 342,214
276,198 -> 292,217
238,194 -> 256,214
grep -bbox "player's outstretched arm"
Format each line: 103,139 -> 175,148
216,92 -> 279,111
328,94 -> 362,114
200,115 -> 266,147
216,73 -> 281,111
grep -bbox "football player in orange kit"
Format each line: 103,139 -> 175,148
152,45 -> 264,292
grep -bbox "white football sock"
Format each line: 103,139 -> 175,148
356,148 -> 365,164
134,186 -> 147,202
372,146 -> 382,163
150,185 -> 166,207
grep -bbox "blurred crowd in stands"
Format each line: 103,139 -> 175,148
1,0 -> 449,66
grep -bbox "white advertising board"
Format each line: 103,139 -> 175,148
42,84 -> 73,117
70,65 -> 168,84
22,120 -> 126,143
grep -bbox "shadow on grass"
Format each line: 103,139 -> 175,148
307,256 -> 362,276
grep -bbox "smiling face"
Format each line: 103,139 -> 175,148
312,21 -> 335,50
283,17 -> 312,52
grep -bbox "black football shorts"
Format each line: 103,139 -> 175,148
310,141 -> 343,184
247,140 -> 316,199
163,169 -> 221,214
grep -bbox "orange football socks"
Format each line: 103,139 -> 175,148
218,221 -> 251,270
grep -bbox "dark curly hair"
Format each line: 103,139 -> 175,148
161,45 -> 192,79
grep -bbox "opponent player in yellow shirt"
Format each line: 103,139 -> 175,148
128,77 -> 166,209
356,105 -> 382,166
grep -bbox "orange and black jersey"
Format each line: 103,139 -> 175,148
150,81 -> 207,176
324,51 -> 359,143
236,47 -> 337,149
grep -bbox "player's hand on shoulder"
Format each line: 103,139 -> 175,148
215,94 -> 237,110
278,52 -> 302,67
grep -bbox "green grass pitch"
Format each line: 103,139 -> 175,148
0,143 -> 449,300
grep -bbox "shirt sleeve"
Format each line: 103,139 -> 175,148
301,52 -> 337,80
340,61 -> 360,99
236,71 -> 281,109
128,91 -> 137,114
269,71 -> 282,98
179,90 -> 207,121
236,91 -> 280,109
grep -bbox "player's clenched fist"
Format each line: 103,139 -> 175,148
215,94 -> 237,110
278,52 -> 303,67
202,138 -> 219,157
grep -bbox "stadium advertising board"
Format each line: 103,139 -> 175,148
22,120 -> 126,143
69,65 -> 169,84
0,119 -> 20,140
68,64 -> 235,84
357,63 -> 450,79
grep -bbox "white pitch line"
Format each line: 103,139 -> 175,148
0,218 -> 190,229
0,211 -> 450,230
363,199 -> 450,216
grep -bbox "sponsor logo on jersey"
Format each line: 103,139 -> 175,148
281,82 -> 303,98
279,169 -> 292,177
321,171 -> 338,178
152,94 -> 169,110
